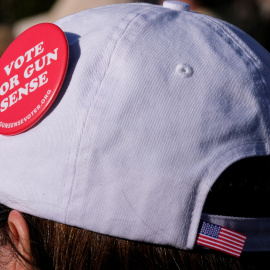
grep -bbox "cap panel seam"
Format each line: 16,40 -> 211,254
198,14 -> 270,154
57,98 -> 77,217
59,5 -> 270,247
63,6 -> 159,224
201,15 -> 261,64
200,15 -> 270,103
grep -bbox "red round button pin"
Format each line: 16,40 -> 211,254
0,23 -> 69,135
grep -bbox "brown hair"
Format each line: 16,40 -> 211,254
0,156 -> 270,269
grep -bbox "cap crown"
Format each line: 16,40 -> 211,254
1,2 -> 270,249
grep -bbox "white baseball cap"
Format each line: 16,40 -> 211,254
0,1 -> 269,253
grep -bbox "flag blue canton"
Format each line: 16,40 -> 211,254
197,221 -> 247,257
200,222 -> 221,238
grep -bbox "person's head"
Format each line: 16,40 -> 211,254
0,156 -> 270,270
0,1 -> 269,269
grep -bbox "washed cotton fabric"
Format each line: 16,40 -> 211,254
0,2 -> 270,250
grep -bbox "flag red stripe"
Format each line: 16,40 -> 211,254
219,232 -> 245,244
221,227 -> 247,239
218,234 -> 245,247
200,236 -> 243,250
197,239 -> 241,257
198,235 -> 243,252
196,221 -> 246,257
197,237 -> 241,256
220,229 -> 246,242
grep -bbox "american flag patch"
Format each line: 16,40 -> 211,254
196,221 -> 247,257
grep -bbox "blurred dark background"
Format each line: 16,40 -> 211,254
0,0 -> 55,55
0,0 -> 270,55
0,0 -> 55,23
187,0 -> 270,52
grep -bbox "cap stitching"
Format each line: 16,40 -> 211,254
202,16 -> 260,63
64,6 -> 160,224
199,14 -> 270,157
182,15 -> 270,247
200,15 -> 270,105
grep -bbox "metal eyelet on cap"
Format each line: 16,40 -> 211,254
163,1 -> 191,12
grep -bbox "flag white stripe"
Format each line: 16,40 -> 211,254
222,227 -> 246,240
199,235 -> 243,250
220,230 -> 246,242
198,236 -> 242,253
197,240 -> 240,257
199,234 -> 244,248
218,235 -> 245,246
